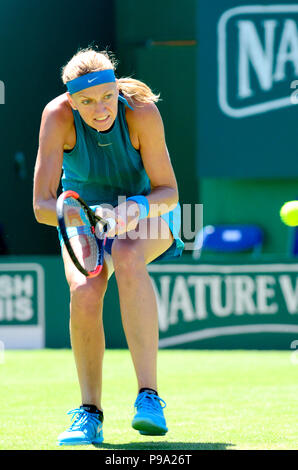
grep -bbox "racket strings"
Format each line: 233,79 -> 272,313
63,197 -> 100,272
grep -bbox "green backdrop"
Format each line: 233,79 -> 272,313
196,0 -> 298,255
115,0 -> 198,246
0,255 -> 297,350
0,0 -> 115,255
1,0 -> 298,261
197,0 -> 298,177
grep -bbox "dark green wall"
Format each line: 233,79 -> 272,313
0,0 -> 115,255
1,0 -> 296,257
114,0 -> 198,234
115,0 -> 196,47
1,0 -> 198,255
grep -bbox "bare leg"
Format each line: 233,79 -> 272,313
112,216 -> 173,393
62,244 -> 109,411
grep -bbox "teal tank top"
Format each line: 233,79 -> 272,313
62,96 -> 151,207
61,95 -> 184,260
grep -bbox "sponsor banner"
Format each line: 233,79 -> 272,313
1,257 -> 297,350
148,263 -> 298,349
197,0 -> 298,177
218,4 -> 298,118
0,264 -> 45,348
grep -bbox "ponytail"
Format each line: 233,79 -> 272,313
117,77 -> 160,104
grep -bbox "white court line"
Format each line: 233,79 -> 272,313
159,324 -> 298,348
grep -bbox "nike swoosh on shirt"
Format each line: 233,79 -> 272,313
88,78 -> 97,83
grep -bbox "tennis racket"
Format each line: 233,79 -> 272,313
56,190 -> 116,278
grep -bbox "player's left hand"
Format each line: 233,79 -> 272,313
113,200 -> 141,237
94,201 -> 140,238
94,206 -> 123,238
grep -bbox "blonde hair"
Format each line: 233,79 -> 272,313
61,47 -> 160,104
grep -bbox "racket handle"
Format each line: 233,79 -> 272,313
105,217 -> 116,232
95,217 -> 116,239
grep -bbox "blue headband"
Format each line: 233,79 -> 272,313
66,69 -> 116,94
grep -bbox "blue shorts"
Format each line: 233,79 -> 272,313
57,202 -> 184,263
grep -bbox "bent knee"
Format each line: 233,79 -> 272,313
112,239 -> 146,274
70,277 -> 108,310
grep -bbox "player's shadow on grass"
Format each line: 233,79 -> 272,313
93,441 -> 234,450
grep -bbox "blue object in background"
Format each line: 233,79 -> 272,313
193,224 -> 263,259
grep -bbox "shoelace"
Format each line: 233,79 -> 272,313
67,408 -> 101,434
134,392 -> 166,415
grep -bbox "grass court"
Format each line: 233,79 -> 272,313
0,349 -> 297,450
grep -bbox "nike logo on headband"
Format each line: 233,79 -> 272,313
66,69 -> 116,94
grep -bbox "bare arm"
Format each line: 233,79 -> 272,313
33,101 -> 72,226
118,102 -> 179,220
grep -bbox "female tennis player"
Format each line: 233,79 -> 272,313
33,47 -> 184,446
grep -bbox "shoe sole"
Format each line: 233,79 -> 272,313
57,436 -> 104,446
132,417 -> 168,436
58,440 -> 91,446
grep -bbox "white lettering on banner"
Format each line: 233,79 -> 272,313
151,276 -> 170,331
14,297 -> 34,321
0,274 -> 34,322
256,276 -> 278,314
151,273 -> 298,333
14,275 -> 33,297
233,275 -> 256,315
238,20 -> 277,99
218,5 -> 298,118
0,275 -> 14,297
0,275 -> 33,297
279,275 -> 298,313
210,276 -> 234,317
0,264 -> 45,349
169,276 -> 195,326
274,20 -> 298,81
238,19 -> 298,98
188,276 -> 212,320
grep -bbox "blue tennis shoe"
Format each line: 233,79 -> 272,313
132,390 -> 168,436
57,406 -> 104,446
